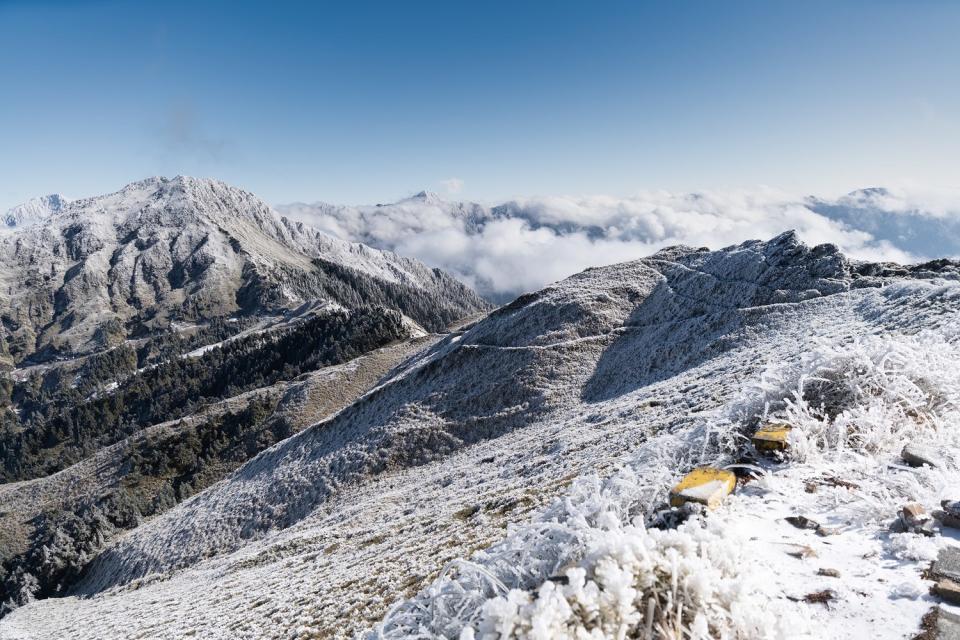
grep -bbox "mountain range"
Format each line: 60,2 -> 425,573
278,186 -> 960,302
0,177 -> 488,623
0,179 -> 959,640
0,176 -> 487,366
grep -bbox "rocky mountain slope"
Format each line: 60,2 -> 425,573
0,177 -> 490,620
3,232 -> 958,639
0,176 -> 488,366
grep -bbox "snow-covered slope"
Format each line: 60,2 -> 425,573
0,332 -> 438,592
0,177 -> 488,364
4,232 -> 959,639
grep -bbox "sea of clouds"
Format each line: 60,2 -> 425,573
278,186 -> 960,302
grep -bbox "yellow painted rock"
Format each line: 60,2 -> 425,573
669,467 -> 737,509
752,423 -> 793,451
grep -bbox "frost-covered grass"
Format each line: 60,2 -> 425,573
735,331 -> 960,463
463,516 -> 804,640
377,329 -> 960,640
739,331 -> 960,542
5,239 -> 959,640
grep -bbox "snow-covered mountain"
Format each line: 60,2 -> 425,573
0,177 -> 488,365
4,231 -> 959,639
2,194 -> 67,229
0,177 -> 492,621
278,190 -> 495,253
807,187 -> 960,260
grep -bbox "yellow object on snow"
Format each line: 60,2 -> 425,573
752,423 -> 793,451
669,467 -> 737,509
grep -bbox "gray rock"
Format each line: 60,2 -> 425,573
786,515 -> 820,530
933,547 -> 960,583
934,510 -> 960,530
918,520 -> 942,537
938,609 -> 960,640
902,443 -> 943,468
938,501 -> 960,529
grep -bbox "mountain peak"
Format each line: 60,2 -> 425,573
3,193 -> 68,228
114,175 -> 240,196
0,176 -> 489,364
405,190 -> 443,203
848,186 -> 891,199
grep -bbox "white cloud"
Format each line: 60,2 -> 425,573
277,187 -> 959,302
440,177 -> 464,194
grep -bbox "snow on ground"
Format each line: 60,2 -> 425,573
379,322 -> 960,639
0,333 -> 438,606
2,234 -> 959,639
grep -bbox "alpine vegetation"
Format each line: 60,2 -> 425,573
462,517 -> 802,639
380,330 -> 960,639
2,227 -> 958,639
6,1 -> 960,637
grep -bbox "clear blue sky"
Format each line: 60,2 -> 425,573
1,0 -> 958,210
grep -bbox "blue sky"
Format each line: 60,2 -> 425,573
1,0 -> 958,211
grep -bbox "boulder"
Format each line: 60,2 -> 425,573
938,609 -> 960,640
934,510 -> 960,530
902,443 -> 943,468
935,579 -> 960,606
933,547 -> 960,583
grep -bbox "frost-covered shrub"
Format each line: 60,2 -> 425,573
464,516 -> 802,640
375,332 -> 960,639
734,332 -> 960,462
374,463 -> 796,640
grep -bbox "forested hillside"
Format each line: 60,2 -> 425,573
0,307 -> 410,481
0,305 -> 439,613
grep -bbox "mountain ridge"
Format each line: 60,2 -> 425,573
2,186 -> 959,638
0,176 -> 489,366
2,194 -> 67,229
0,177 -> 491,619
18,232 -> 951,640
